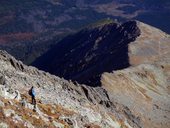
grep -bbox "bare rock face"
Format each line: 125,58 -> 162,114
101,59 -> 170,128
0,50 -> 141,128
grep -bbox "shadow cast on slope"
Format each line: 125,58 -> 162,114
32,21 -> 140,87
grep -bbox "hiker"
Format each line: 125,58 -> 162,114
29,86 -> 36,105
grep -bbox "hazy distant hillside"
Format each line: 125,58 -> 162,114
0,0 -> 170,64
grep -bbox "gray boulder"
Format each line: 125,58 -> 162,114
0,100 -> 4,107
0,122 -> 8,128
0,74 -> 5,85
3,109 -> 15,117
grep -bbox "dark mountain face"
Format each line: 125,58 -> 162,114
32,21 -> 140,86
0,0 -> 169,64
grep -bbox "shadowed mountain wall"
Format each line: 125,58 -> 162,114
32,21 -> 140,86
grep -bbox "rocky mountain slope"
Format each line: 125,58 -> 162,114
128,21 -> 170,65
101,20 -> 170,128
33,20 -> 170,86
0,50 -> 143,128
32,20 -> 141,86
101,61 -> 170,128
0,0 -> 170,64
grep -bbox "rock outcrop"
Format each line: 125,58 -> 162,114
0,50 -> 141,128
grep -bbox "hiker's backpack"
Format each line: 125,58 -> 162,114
28,89 -> 32,96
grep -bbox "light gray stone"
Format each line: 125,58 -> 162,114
3,109 -> 15,117
0,86 -> 21,101
8,100 -> 13,105
0,100 -> 5,107
13,114 -> 23,123
14,90 -> 21,101
20,98 -> 27,107
0,75 -> 6,85
0,86 -> 6,98
24,121 -> 34,128
0,122 -> 8,128
53,121 -> 64,128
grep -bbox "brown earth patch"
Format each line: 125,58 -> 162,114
0,32 -> 35,45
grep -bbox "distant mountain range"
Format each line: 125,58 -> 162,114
0,0 -> 170,64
